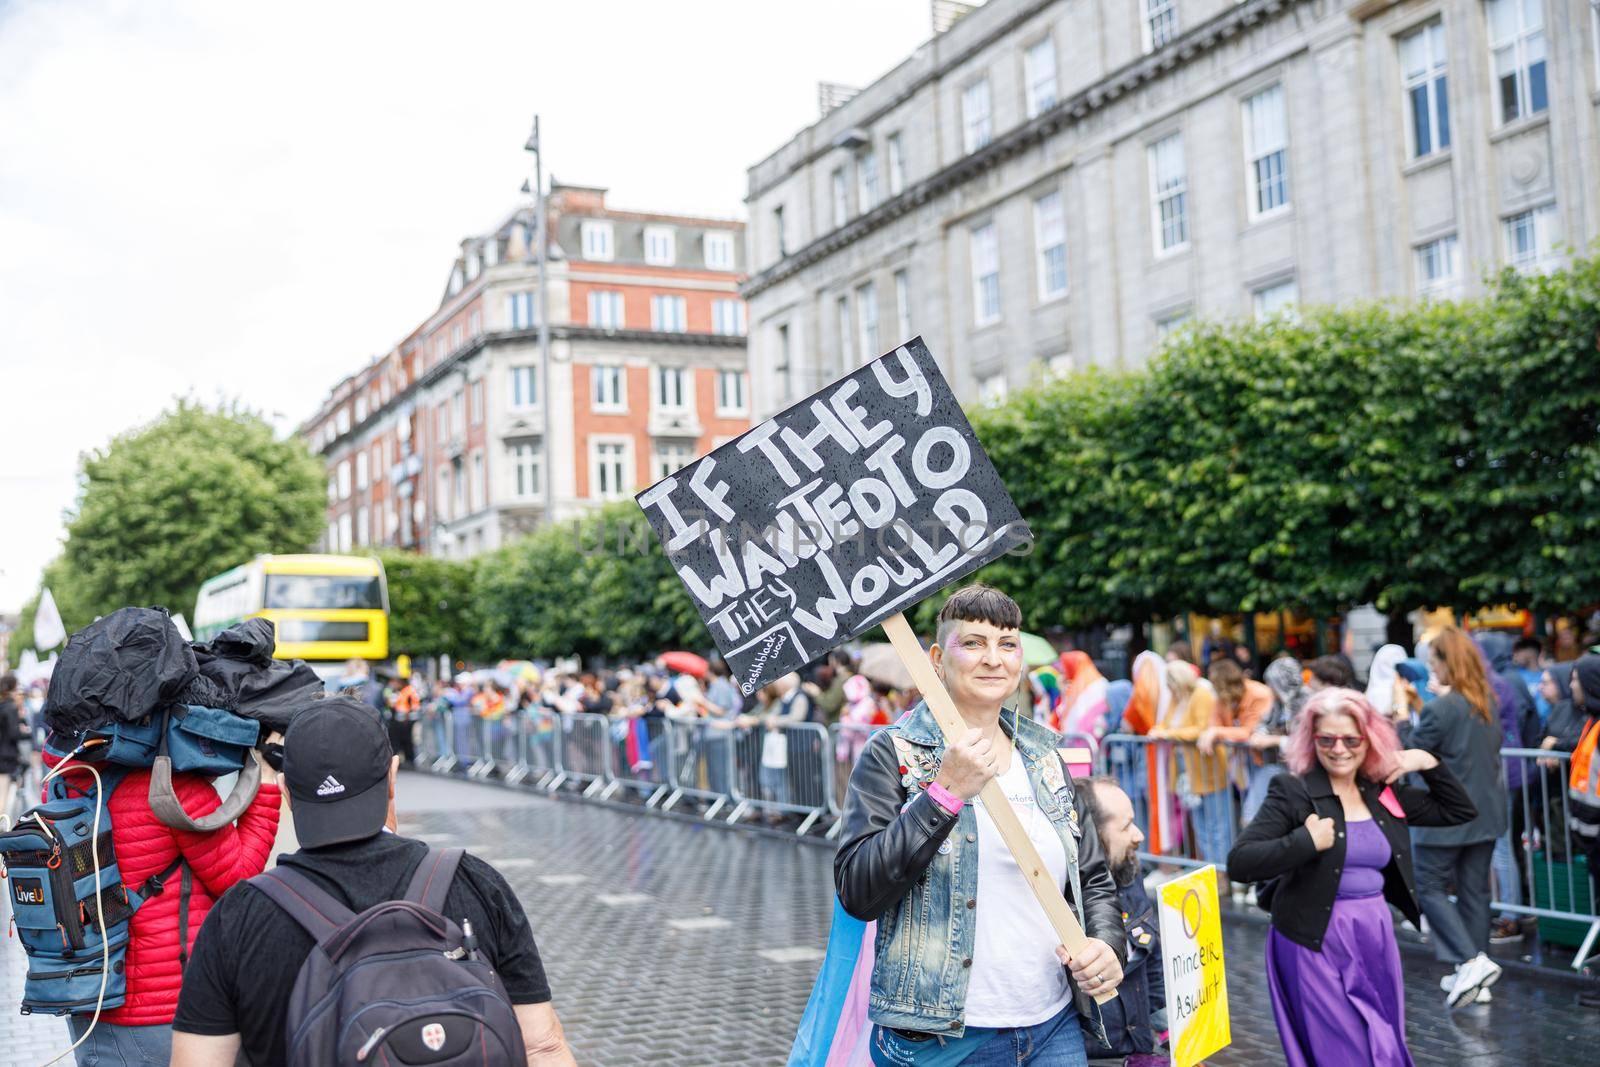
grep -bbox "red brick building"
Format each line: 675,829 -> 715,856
303,183 -> 748,557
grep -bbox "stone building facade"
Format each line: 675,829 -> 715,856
740,0 -> 1600,417
303,184 -> 749,558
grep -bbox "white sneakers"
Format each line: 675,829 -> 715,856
1444,953 -> 1503,1008
1439,971 -> 1492,1003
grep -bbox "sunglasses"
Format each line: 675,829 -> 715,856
1314,734 -> 1366,751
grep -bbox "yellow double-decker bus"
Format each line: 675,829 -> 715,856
193,554 -> 389,665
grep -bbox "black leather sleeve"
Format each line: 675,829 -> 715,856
1392,761 -> 1477,828
833,731 -> 961,921
1225,772 -> 1318,883
1071,788 -> 1128,967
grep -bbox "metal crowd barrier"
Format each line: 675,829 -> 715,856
1095,734 -> 1600,970
726,721 -> 833,836
827,723 -> 889,839
601,715 -> 672,806
662,718 -> 738,820
549,711 -> 610,796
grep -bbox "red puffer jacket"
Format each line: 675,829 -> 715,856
48,762 -> 281,1025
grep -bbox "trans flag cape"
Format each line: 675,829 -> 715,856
788,899 -> 875,1066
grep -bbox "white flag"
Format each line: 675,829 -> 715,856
34,587 -> 66,650
171,613 -> 194,642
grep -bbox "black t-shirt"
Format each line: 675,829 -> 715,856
173,832 -> 550,1066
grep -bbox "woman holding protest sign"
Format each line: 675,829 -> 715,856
1227,687 -> 1476,1067
835,584 -> 1125,1066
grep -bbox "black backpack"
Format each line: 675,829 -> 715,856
250,848 -> 525,1065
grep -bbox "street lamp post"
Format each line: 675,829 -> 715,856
524,116 -> 555,526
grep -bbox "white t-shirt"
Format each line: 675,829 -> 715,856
963,754 -> 1074,1029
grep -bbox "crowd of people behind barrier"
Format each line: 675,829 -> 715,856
362,618 -> 1600,1016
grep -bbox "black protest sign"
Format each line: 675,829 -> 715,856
635,337 -> 1032,696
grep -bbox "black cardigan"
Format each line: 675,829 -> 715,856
1226,762 -> 1476,951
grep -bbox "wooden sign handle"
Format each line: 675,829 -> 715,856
882,612 -> 1117,1005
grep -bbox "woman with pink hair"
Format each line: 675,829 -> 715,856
1228,688 -> 1476,1067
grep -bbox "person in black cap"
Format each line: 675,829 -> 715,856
169,697 -> 577,1066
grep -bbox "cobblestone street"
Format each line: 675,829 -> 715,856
5,773 -> 1599,1065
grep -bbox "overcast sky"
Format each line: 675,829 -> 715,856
0,0 -> 933,613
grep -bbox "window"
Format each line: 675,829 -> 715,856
1144,0 -> 1179,53
325,521 -> 337,552
581,220 -> 613,261
712,299 -> 746,336
437,468 -> 451,522
858,149 -> 880,212
326,476 -> 336,504
773,205 -> 788,258
1253,278 -> 1299,321
436,401 -> 449,442
962,79 -> 993,153
593,364 -> 625,411
1243,85 -> 1291,219
836,294 -> 852,370
1504,204 -> 1559,272
1149,133 -> 1189,254
704,231 -> 735,271
776,323 -> 793,404
593,441 -> 628,500
1033,191 -> 1068,300
337,460 -> 351,499
1400,21 -> 1451,158
1486,0 -> 1547,125
469,380 -> 484,425
337,514 -> 352,552
452,462 -> 464,516
716,370 -> 747,415
887,133 -> 906,196
509,365 -> 538,408
508,291 -> 537,330
335,407 -> 350,436
1024,38 -> 1058,118
978,373 -> 1008,407
857,282 -> 879,363
355,452 -> 368,490
655,366 -> 688,410
354,395 -> 367,424
832,167 -> 850,227
588,289 -> 625,329
356,506 -> 369,547
651,294 -> 687,332
451,390 -> 465,435
894,269 -> 912,343
1415,234 -> 1460,296
451,324 -> 463,351
509,442 -> 542,500
1156,310 -> 1193,339
644,226 -> 676,266
654,443 -> 694,482
470,452 -> 485,513
970,223 -> 1001,326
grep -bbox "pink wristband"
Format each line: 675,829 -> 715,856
925,781 -> 963,815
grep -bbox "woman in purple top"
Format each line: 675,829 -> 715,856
1229,688 -> 1477,1066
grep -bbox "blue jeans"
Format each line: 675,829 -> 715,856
1242,762 -> 1286,826
871,1002 -> 1087,1066
1194,789 -> 1236,865
66,1017 -> 171,1066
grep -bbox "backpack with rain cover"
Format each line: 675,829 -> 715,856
249,847 -> 525,1066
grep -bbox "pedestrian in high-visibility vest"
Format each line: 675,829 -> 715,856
1565,655 -> 1600,1009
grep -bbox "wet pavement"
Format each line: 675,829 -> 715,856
4,771 -> 1599,1064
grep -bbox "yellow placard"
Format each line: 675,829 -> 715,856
1156,866 -> 1230,1067
396,654 -> 411,679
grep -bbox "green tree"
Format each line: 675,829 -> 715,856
369,549 -> 485,663
45,400 -> 324,626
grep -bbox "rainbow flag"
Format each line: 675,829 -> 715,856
789,899 -> 875,1066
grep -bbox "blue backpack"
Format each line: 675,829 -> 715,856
0,757 -> 188,1016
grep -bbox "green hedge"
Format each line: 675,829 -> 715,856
374,254 -> 1600,662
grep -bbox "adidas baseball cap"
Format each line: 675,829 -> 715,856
282,696 -> 394,849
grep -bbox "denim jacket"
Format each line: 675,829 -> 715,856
834,702 -> 1126,1039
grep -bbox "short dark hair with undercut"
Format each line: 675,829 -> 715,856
935,584 -> 1022,644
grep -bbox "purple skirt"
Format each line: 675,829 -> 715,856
1267,893 -> 1414,1067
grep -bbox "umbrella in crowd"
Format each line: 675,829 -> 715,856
1020,631 -> 1058,668
659,650 -> 709,678
856,644 -> 914,691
